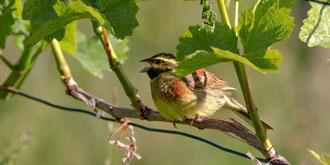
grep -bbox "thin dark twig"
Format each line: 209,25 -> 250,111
7,89 -> 288,165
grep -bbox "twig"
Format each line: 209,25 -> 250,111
0,41 -> 47,100
42,85 -> 265,154
98,26 -> 147,116
0,52 -> 15,70
0,87 -> 288,165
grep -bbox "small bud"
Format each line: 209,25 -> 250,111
96,26 -> 103,33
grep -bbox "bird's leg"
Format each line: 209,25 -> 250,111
190,114 -> 201,126
172,121 -> 177,128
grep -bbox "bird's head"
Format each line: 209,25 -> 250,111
140,53 -> 177,79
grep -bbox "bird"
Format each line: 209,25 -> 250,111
140,53 -> 273,130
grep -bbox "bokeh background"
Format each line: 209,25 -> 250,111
1,0 -> 329,164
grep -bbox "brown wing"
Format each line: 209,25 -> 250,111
182,69 -> 236,91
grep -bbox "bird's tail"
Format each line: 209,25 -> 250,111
227,96 -> 274,130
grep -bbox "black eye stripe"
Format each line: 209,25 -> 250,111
153,59 -> 163,64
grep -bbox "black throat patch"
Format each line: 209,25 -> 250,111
147,67 -> 172,79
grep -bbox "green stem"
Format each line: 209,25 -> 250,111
92,22 -> 144,114
0,42 -> 47,100
0,52 -> 15,70
234,0 -> 239,28
216,0 -> 231,28
216,0 -> 275,158
50,39 -> 72,79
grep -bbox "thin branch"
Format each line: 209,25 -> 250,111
99,26 -> 147,116
0,41 -> 47,100
0,52 -> 15,70
61,86 -> 265,154
0,86 -> 288,165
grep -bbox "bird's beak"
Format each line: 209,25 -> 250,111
139,66 -> 150,73
139,58 -> 150,63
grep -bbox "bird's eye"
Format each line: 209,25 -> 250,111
154,60 -> 162,64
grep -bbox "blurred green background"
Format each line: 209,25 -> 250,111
1,0 -> 329,164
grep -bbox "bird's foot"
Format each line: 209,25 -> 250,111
139,106 -> 151,120
172,121 -> 177,129
190,114 -> 201,127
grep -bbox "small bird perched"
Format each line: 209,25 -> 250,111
140,53 -> 272,130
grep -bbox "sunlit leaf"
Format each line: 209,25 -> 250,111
174,47 -> 281,77
299,0 -> 330,48
60,21 -> 77,55
236,0 -> 294,72
176,22 -> 238,61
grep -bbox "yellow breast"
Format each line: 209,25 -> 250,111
151,75 -> 227,121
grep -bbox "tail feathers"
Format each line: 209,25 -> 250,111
228,97 -> 274,130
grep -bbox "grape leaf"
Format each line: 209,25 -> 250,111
176,22 -> 238,61
237,5 -> 294,54
22,0 -> 65,42
59,21 -> 77,55
174,47 -> 281,77
175,16 -> 283,74
299,0 -> 330,48
236,1 -> 294,72
23,0 -> 110,46
254,0 -> 296,10
95,0 -> 139,39
74,32 -> 128,78
82,0 -> 139,39
0,0 -> 15,49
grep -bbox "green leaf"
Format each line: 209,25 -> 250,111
308,149 -> 330,165
59,21 -> 77,55
176,22 -> 238,61
174,47 -> 281,77
278,0 -> 296,8
95,0 -> 139,39
299,0 -> 330,48
244,49 -> 282,72
81,0 -> 139,39
22,0 -> 65,42
13,0 -> 23,18
253,0 -> 295,10
236,1 -> 294,72
0,0 -> 15,49
23,0 -> 110,46
74,32 -> 128,78
237,5 -> 294,54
